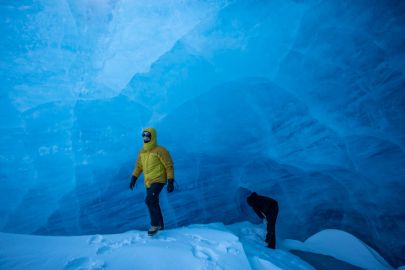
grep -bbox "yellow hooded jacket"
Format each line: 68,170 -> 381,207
132,128 -> 174,188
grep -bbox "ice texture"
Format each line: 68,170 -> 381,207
0,0 -> 404,267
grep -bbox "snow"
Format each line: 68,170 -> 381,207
0,223 -> 270,270
1,0 -> 404,268
0,222 -> 400,270
283,229 -> 395,270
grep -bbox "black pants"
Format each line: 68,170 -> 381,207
145,183 -> 165,228
265,203 -> 279,248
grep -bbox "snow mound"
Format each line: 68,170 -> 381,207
283,229 -> 396,270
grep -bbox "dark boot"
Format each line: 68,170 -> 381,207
148,225 -> 161,236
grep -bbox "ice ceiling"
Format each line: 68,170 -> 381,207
0,0 -> 404,267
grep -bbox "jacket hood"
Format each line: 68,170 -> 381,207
143,127 -> 157,151
247,192 -> 257,206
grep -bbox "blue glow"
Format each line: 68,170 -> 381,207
0,0 -> 404,267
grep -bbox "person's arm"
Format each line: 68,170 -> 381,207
157,147 -> 175,192
132,151 -> 143,177
157,148 -> 174,180
249,200 -> 265,219
247,194 -> 265,219
252,205 -> 265,219
130,151 -> 143,190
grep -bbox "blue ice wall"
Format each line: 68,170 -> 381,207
1,0 -> 404,267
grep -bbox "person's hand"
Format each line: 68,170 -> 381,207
129,176 -> 137,190
167,179 -> 174,193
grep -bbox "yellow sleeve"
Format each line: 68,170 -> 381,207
132,151 -> 143,177
158,147 -> 174,180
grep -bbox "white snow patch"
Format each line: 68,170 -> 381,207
283,229 -> 395,270
0,223 -> 396,270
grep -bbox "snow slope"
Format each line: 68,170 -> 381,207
0,222 -> 400,270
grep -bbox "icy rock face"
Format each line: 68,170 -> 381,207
0,96 -> 150,234
1,0 -> 404,267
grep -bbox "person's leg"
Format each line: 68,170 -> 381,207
158,203 -> 164,230
266,220 -> 276,248
265,203 -> 279,249
145,183 -> 165,227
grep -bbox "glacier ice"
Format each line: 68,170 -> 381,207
0,0 -> 404,267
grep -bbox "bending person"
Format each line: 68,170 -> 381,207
246,190 -> 279,249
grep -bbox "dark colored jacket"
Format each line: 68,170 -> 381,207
247,192 -> 278,220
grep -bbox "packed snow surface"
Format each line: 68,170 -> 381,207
0,222 -> 400,270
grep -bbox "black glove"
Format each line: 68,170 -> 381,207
129,176 -> 137,190
167,179 -> 174,193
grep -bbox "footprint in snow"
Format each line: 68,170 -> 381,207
63,257 -> 106,270
130,233 -> 147,243
192,247 -> 224,270
88,235 -> 106,246
154,235 -> 176,242
226,247 -> 239,255
94,234 -> 148,255
193,246 -> 220,261
96,246 -> 112,255
188,234 -> 216,246
193,246 -> 212,260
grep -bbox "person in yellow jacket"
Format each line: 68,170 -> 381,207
129,127 -> 175,236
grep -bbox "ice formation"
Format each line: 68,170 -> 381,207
0,0 -> 404,267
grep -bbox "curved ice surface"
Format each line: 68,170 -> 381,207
0,0 -> 404,267
283,229 -> 395,270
